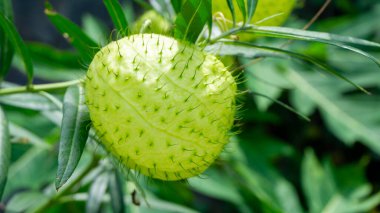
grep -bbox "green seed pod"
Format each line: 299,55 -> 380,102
85,34 -> 236,181
132,10 -> 172,35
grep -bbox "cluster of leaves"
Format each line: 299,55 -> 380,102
1,0 -> 380,212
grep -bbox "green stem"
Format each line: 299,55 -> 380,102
0,79 -> 81,96
208,25 -> 253,44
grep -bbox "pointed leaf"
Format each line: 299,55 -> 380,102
174,0 -> 212,42
87,171 -> 109,213
251,26 -> 380,48
0,106 -> 10,199
208,41 -> 369,93
0,93 -> 59,111
171,0 -> 182,14
302,149 -> 336,213
55,85 -> 91,190
286,70 -> 380,154
235,0 -> 246,24
45,2 -> 98,63
0,13 -> 33,85
108,171 -> 125,213
226,0 -> 236,27
246,0 -> 257,23
0,0 -> 14,81
103,0 -> 129,36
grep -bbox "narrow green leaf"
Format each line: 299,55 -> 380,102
87,171 -> 109,213
0,106 -> 10,199
10,44 -> 82,81
27,42 -> 81,69
174,0 -> 212,43
246,0 -> 257,23
241,57 -> 291,111
45,2 -> 98,63
208,41 -> 370,94
301,149 -> 336,213
103,0 -> 129,36
251,26 -> 380,48
0,91 -> 59,111
108,171 -> 125,213
250,91 -> 310,121
0,0 -> 14,81
171,0 -> 182,14
286,70 -> 380,154
3,147 -> 55,198
5,191 -> 49,213
235,0 -> 246,24
226,0 -> 236,27
326,42 -> 380,69
0,13 -> 33,86
82,15 -> 108,46
134,0 -> 153,10
0,0 -> 13,22
55,85 -> 91,190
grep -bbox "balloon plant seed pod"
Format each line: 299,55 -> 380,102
85,34 -> 237,181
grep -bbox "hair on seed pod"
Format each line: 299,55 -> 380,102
84,33 -> 237,181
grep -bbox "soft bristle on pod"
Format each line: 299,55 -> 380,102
85,34 -> 237,181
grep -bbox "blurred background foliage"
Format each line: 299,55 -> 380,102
1,0 -> 380,212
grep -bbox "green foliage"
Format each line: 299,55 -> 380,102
44,2 -> 98,64
56,86 -> 90,190
302,149 -> 380,213
174,0 -> 212,42
0,0 -> 380,212
0,0 -> 14,81
0,106 -> 10,199
103,0 -> 130,36
0,13 -> 33,85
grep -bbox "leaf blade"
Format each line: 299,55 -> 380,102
171,0 -> 182,14
0,0 -> 14,81
301,149 -> 336,213
55,85 -> 91,190
103,0 -> 129,36
251,26 -> 380,48
87,171 -> 109,213
174,0 -> 212,43
108,170 -> 126,213
235,0 -> 246,24
286,70 -> 380,154
226,0 -> 236,27
0,106 -> 10,199
0,13 -> 33,85
208,41 -> 370,94
45,3 -> 98,63
246,0 -> 257,23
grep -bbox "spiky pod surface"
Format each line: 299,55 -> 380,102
85,34 -> 236,181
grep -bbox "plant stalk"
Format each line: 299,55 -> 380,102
0,79 -> 81,96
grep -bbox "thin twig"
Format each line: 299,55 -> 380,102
281,0 -> 332,48
303,0 -> 332,30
